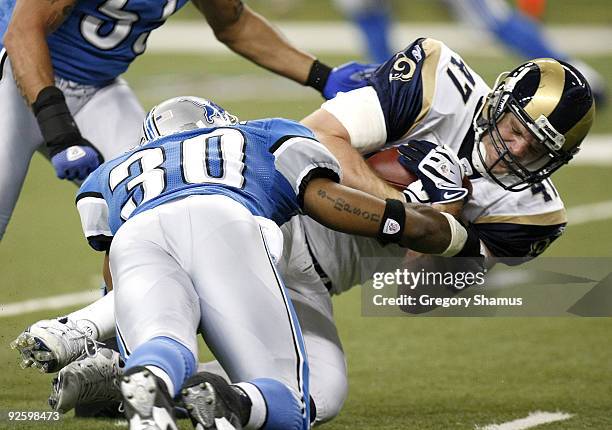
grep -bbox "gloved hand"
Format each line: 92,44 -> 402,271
398,140 -> 468,203
50,139 -> 103,180
402,180 -> 431,204
32,86 -> 103,181
322,61 -> 379,99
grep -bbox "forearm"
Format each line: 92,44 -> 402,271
195,1 -> 315,84
219,6 -> 315,83
304,178 -> 452,254
4,24 -> 54,104
4,0 -> 74,104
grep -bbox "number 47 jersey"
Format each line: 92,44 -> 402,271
76,118 -> 341,251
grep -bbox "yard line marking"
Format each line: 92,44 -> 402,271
147,22 -> 612,55
0,290 -> 100,318
476,411 -> 573,430
566,200 -> 612,226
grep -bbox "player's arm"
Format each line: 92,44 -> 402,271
302,108 -> 405,200
303,38 -> 445,196
3,0 -> 75,103
3,0 -> 102,180
303,178 -> 467,256
191,0 -> 374,98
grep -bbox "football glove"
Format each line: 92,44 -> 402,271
402,180 -> 431,204
323,61 -> 378,100
32,86 -> 103,180
50,143 -> 103,180
398,140 -> 468,204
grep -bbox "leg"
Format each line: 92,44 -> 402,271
0,52 -> 44,240
72,78 -> 145,161
180,195 -> 309,430
333,0 -> 393,63
110,207 -> 200,429
111,207 -> 200,394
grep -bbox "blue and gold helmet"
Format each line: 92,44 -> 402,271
141,96 -> 238,143
472,59 -> 595,191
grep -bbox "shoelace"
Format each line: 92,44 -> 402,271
46,320 -> 105,360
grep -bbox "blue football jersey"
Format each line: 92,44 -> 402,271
0,0 -> 14,49
43,0 -> 189,85
76,118 -> 341,251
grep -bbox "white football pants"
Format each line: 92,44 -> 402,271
0,50 -> 144,240
111,195 -> 308,403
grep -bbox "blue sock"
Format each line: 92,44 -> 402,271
489,11 -> 567,60
125,336 -> 196,397
353,11 -> 393,63
252,378 -> 306,430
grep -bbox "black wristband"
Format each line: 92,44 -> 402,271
306,59 -> 332,93
377,199 -> 406,245
32,86 -> 81,154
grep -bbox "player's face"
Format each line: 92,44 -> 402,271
481,112 -> 546,174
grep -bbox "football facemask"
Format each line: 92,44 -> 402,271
472,59 -> 595,191
141,96 -> 239,143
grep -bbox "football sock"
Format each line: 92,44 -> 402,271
248,378 -> 307,430
124,336 -> 196,397
67,290 -> 116,340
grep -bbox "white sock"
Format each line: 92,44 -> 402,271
234,382 -> 266,430
67,291 -> 116,340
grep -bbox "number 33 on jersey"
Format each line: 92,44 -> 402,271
75,119 -> 341,251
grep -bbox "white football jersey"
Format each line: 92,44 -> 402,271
301,38 -> 567,293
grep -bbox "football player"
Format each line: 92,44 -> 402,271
12,38 -> 595,425
51,95 -> 465,429
0,0 -> 374,241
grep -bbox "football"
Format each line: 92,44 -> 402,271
366,146 -> 418,190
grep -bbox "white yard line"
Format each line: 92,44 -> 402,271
476,411 -> 573,430
0,290 -> 100,318
566,200 -> 612,226
147,22 -> 612,55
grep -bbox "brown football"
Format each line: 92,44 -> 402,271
366,146 -> 418,190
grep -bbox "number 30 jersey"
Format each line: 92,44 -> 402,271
46,0 -> 189,85
321,38 -> 567,259
76,118 -> 341,251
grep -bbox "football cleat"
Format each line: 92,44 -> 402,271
10,317 -> 101,373
180,372 -> 250,430
121,366 -> 178,430
49,347 -> 123,414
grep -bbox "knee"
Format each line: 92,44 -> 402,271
310,365 -> 348,424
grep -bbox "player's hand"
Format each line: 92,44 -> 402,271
402,180 -> 431,204
398,140 -> 468,204
50,138 -> 103,180
323,61 -> 379,99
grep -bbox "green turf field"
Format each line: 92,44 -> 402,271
1,26 -> 612,430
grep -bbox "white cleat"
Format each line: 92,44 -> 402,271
11,317 -> 100,373
121,367 -> 178,430
49,347 -> 123,413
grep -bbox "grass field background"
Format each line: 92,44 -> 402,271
1,7 -> 612,430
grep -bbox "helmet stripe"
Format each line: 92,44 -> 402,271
523,59 -> 565,119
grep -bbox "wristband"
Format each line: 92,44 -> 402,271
377,199 -> 406,245
32,86 -> 80,154
306,59 -> 332,93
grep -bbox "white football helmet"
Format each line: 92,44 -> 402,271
141,96 -> 238,143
